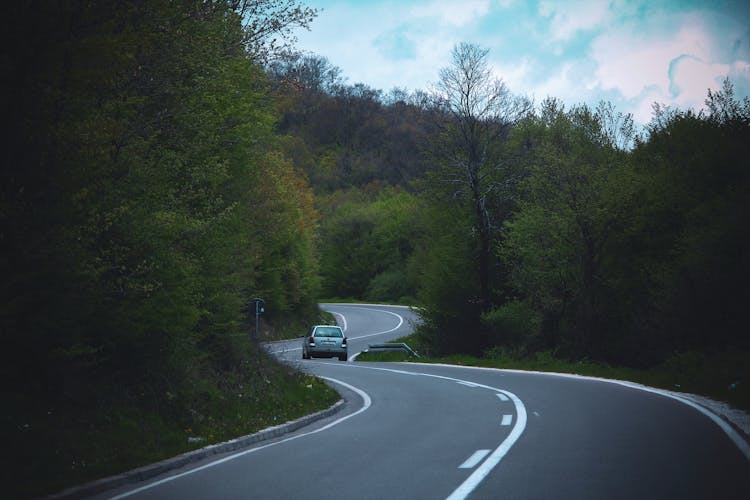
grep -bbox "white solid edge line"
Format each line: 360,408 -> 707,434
331,311 -> 348,333
320,302 -> 415,309
457,381 -> 480,388
459,449 -> 492,469
347,308 -> 404,340
110,377 -> 371,499
424,362 -> 750,462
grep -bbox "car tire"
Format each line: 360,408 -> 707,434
338,354 -> 347,361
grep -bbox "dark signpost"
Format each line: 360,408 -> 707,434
251,298 -> 265,340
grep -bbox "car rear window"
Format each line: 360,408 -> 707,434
315,327 -> 343,338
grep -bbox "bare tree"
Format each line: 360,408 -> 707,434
432,42 -> 532,309
267,53 -> 344,93
232,0 -> 319,62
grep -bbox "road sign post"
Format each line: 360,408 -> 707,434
251,298 -> 265,340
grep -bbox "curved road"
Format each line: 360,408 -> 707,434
100,303 -> 749,499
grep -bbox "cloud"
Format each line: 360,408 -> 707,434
409,0 -> 491,27
538,0 -> 611,42
586,10 -> 743,123
669,55 -> 728,105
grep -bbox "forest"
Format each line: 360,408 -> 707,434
272,46 -> 749,367
2,0 -> 748,496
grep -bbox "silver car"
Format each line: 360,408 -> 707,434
302,325 -> 348,361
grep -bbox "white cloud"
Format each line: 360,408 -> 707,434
489,57 -> 532,91
523,59 -> 601,108
670,55 -> 729,108
410,0 -> 491,27
538,0 -> 611,42
588,11 -> 735,123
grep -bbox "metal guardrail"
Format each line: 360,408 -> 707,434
365,342 -> 420,357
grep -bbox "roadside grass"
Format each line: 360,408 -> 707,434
355,334 -> 750,413
356,350 -> 416,362
12,357 -> 339,499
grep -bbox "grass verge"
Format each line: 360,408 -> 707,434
9,352 -> 339,499
355,334 -> 749,413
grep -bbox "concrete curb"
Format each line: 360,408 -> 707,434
49,399 -> 345,499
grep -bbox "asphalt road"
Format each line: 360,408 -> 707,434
99,303 -> 750,499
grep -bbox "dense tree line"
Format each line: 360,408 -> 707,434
274,44 -> 749,368
447,76 -> 749,365
268,53 -> 439,190
419,71 -> 749,363
1,1 -> 327,495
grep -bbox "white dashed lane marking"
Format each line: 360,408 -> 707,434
459,450 -> 491,469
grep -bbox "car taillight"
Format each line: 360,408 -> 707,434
308,336 -> 315,344
342,337 -> 347,347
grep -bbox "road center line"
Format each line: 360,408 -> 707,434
501,414 -> 513,426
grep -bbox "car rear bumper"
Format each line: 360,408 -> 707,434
309,347 -> 347,357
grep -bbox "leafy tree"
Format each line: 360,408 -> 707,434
502,99 -> 635,360
413,201 -> 484,355
317,187 -> 424,302
624,80 -> 750,358
1,1 -> 326,495
501,83 -> 748,365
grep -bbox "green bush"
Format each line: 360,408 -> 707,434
482,300 -> 542,349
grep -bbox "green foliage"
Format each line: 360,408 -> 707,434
1,1 -> 328,496
481,300 -> 542,350
270,57 -> 438,192
501,100 -> 635,359
412,201 -> 487,356
624,97 -> 750,358
317,186 -> 424,302
356,350 -> 417,362
498,87 -> 750,365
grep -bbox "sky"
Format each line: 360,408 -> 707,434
292,0 -> 750,126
